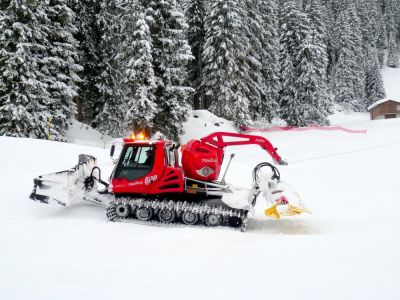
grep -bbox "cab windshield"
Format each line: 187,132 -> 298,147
114,145 -> 154,181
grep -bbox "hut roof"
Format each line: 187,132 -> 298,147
367,98 -> 400,111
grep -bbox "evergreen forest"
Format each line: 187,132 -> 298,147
1,0 -> 400,141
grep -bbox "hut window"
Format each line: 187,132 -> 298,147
385,114 -> 396,119
397,105 -> 400,111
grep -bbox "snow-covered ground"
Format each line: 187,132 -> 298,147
1,110 -> 400,300
1,67 -> 400,299
382,65 -> 400,100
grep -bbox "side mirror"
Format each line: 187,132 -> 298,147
110,144 -> 115,157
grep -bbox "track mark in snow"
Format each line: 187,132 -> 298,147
247,218 -> 326,235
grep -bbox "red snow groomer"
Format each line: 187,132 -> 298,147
30,132 -> 308,231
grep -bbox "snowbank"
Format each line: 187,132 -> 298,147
382,65 -> 400,99
181,109 -> 237,142
65,119 -> 115,148
1,112 -> 400,300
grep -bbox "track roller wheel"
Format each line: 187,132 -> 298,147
115,204 -> 130,218
204,213 -> 221,227
181,210 -> 199,225
158,208 -> 176,223
135,207 -> 153,221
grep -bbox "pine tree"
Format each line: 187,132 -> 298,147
354,0 -> 386,107
279,0 -> 331,126
258,0 -> 281,122
279,0 -> 298,124
295,31 -> 328,125
348,2 -> 366,105
144,0 -> 193,141
202,0 -> 251,127
186,0 -> 206,109
357,0 -> 379,50
120,1 -> 158,136
334,1 -> 365,110
385,0 -> 399,68
92,0 -> 126,136
303,0 -> 332,123
387,31 -> 399,67
374,0 -> 387,67
244,0 -> 281,123
0,0 -> 51,139
70,0 -> 103,124
279,0 -> 311,126
365,47 -> 386,106
42,0 -> 82,139
243,0 -> 264,121
321,0 -> 340,79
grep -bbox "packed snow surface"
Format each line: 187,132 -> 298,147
1,109 -> 400,300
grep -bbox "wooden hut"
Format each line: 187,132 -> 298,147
368,99 -> 400,120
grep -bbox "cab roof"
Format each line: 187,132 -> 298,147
122,138 -> 172,146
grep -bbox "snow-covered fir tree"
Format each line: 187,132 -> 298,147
0,0 -> 54,139
387,32 -> 399,67
143,0 -> 193,141
120,1 -> 158,136
347,1 -> 366,106
279,0 -> 330,126
304,0 -> 332,116
202,0 -> 252,127
186,0 -> 206,109
41,0 -> 82,139
365,47 -> 386,106
0,1 -> 36,138
295,30 -> 329,125
396,0 -> 400,42
91,0 -> 126,136
70,0 -> 103,123
321,0 -> 339,80
357,0 -> 379,50
242,0 -> 279,123
279,0 -> 301,125
257,0 -> 281,122
356,0 -> 386,107
385,0 -> 400,67
333,1 -> 365,110
376,3 -> 387,67
243,0 -> 264,121
1,0 -> 394,140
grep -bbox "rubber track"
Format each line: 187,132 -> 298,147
106,197 -> 249,232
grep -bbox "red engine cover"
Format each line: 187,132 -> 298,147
181,139 -> 224,181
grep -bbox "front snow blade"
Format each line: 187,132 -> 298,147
29,154 -> 97,207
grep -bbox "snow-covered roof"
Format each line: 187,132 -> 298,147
367,98 -> 400,111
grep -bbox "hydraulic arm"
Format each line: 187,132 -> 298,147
200,132 -> 286,165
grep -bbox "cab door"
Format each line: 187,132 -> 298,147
114,145 -> 154,181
